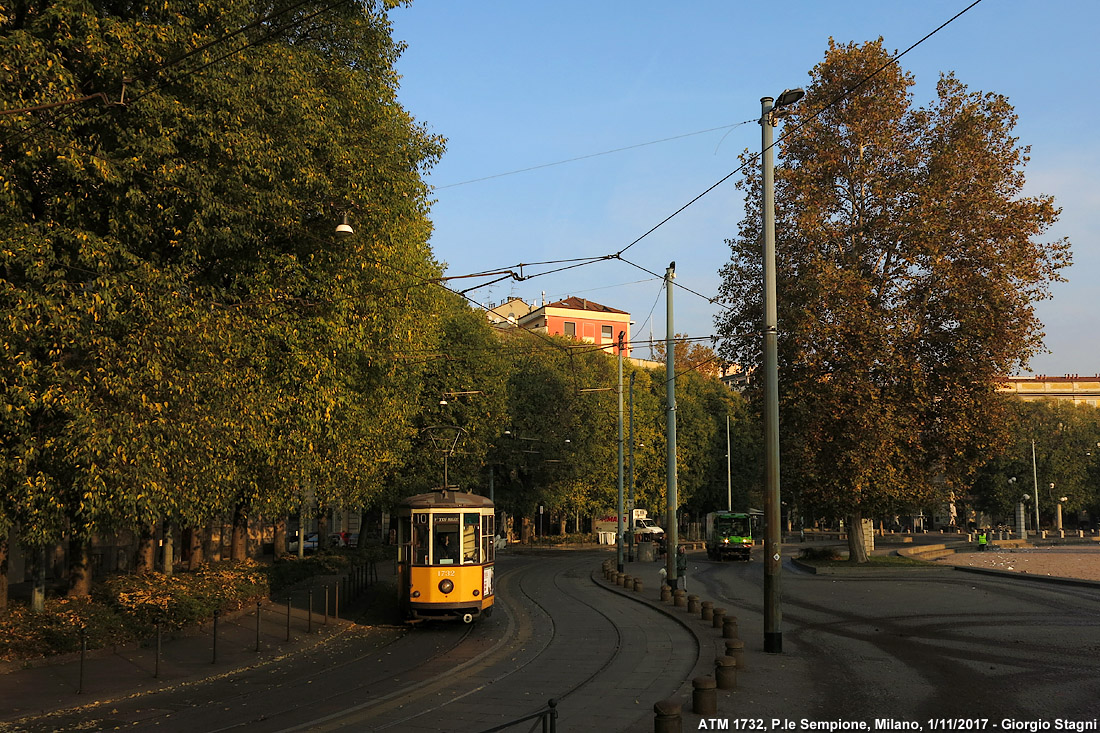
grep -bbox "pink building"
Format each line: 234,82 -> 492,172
518,297 -> 631,355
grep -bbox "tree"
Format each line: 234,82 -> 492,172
651,334 -> 725,379
716,39 -> 1069,561
0,0 -> 443,594
972,397 -> 1100,526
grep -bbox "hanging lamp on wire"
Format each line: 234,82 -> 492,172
335,212 -> 354,236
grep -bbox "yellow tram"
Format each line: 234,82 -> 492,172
395,487 -> 496,623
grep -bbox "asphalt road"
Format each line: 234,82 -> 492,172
688,553 -> 1100,722
10,549 -> 1100,732
10,552 -> 697,733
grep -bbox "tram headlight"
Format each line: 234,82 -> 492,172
411,590 -> 420,598
473,589 -> 479,596
439,579 -> 454,594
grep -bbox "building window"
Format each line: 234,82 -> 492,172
564,321 -> 576,337
601,325 -> 613,341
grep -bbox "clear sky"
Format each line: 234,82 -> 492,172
388,0 -> 1097,377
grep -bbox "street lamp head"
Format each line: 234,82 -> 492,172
1008,476 -> 1017,484
335,213 -> 354,236
776,88 -> 805,108
1022,493 -> 1030,501
1060,496 -> 1068,503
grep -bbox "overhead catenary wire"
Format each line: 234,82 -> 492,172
3,0 -> 986,374
439,0 -> 986,308
434,121 -> 755,189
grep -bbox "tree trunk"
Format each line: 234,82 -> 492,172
273,516 -> 287,557
31,546 -> 46,612
187,526 -> 205,570
846,511 -> 870,563
67,537 -> 92,597
230,504 -> 249,561
161,520 -> 175,575
135,524 -> 156,574
317,512 -> 330,551
203,522 -> 218,562
0,529 -> 9,611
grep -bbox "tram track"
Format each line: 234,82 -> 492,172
362,553 -> 633,730
16,552 -> 702,732
328,551 -> 699,731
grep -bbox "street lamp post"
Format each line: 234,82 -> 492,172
1031,440 -> 1040,535
760,87 -> 803,655
617,331 -> 626,573
628,371 -> 637,562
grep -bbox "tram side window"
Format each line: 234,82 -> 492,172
412,514 -> 429,565
398,516 -> 411,563
433,513 -> 460,565
462,513 -> 480,564
482,514 -> 495,562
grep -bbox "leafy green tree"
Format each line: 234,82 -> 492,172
716,39 -> 1069,561
972,398 -> 1100,526
0,0 -> 443,597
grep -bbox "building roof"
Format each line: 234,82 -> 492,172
544,296 -> 628,315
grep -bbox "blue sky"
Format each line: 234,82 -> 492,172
388,0 -> 1097,377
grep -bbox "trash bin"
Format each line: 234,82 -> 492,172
638,542 -> 656,562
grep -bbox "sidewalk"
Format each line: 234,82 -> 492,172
595,550 -> 822,732
0,560 -> 398,728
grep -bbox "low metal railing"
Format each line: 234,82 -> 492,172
477,698 -> 557,733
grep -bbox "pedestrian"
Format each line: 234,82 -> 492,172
676,544 -> 688,591
977,528 -> 988,552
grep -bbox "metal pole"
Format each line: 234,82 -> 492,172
617,330 -> 625,573
665,263 -> 678,587
155,621 -> 161,678
255,601 -> 262,653
1031,440 -> 1040,534
761,96 -> 782,653
727,415 -> 732,511
212,610 -> 220,664
286,596 -> 292,642
78,627 -> 86,694
628,371 -> 636,562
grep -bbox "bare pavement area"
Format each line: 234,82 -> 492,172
935,545 -> 1100,581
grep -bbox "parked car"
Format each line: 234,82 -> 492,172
289,532 -> 318,553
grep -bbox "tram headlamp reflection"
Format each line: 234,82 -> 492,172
439,579 -> 454,594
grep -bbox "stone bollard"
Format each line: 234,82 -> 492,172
673,589 -> 687,608
660,584 -> 672,602
701,601 -> 714,622
724,638 -> 745,671
654,698 -> 682,733
715,656 -> 737,690
712,607 -> 726,629
692,676 -> 717,716
633,578 -> 644,593
722,615 -> 739,640
617,572 -> 627,587
687,595 -> 700,613
623,574 -> 633,588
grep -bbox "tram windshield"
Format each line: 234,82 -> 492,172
434,513 -> 460,564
